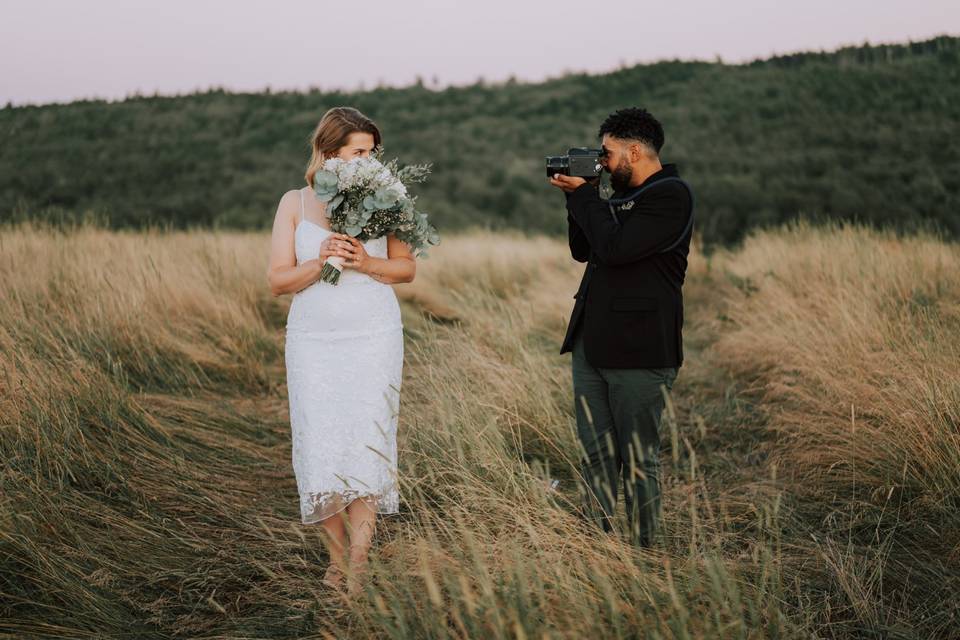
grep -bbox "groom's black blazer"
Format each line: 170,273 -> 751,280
560,163 -> 693,369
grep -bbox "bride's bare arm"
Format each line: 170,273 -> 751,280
266,190 -> 351,296
338,233 -> 416,284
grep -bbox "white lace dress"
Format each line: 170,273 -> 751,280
284,187 -> 403,525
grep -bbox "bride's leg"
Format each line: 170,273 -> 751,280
345,496 -> 377,594
319,508 -> 349,585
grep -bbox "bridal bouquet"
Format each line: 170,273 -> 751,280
312,150 -> 440,285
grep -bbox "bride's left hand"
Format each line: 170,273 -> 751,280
340,236 -> 370,271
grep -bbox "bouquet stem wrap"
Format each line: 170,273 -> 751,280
319,255 -> 344,285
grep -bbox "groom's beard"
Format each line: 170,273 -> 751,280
609,162 -> 633,193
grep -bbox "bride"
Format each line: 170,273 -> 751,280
266,106 -> 416,596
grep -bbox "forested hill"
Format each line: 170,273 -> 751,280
2,35 -> 958,245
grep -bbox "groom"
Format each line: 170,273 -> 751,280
549,107 -> 693,547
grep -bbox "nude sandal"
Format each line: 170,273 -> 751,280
322,563 -> 346,590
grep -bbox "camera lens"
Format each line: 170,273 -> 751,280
546,155 -> 569,177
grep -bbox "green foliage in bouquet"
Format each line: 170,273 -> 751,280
313,149 -> 440,255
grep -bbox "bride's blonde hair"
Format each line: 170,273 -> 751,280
304,107 -> 382,187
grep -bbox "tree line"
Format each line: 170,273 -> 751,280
2,35 -> 957,247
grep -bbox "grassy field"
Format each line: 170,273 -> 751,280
2,222 -> 958,638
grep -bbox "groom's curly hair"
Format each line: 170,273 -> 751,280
598,107 -> 664,155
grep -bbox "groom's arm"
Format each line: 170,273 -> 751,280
565,182 -> 689,266
565,192 -> 590,262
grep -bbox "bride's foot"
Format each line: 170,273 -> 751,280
346,561 -> 370,598
322,562 -> 346,590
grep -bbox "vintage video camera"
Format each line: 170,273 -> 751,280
545,147 -> 606,178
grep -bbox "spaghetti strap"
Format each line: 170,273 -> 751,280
299,188 -> 305,223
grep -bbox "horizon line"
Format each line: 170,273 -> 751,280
5,31 -> 956,110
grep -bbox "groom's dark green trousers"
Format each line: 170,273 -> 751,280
571,324 -> 678,547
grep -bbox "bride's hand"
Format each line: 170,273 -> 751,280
340,236 -> 370,271
318,234 -> 353,264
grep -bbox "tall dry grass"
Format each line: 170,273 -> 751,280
703,221 -> 960,635
4,217 -> 956,638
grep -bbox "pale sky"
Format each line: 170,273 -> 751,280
2,0 -> 958,106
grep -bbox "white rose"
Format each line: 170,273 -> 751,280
339,161 -> 359,186
359,160 -> 381,182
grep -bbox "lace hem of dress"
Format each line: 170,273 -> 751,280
300,487 -> 400,525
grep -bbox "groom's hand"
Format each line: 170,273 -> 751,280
549,173 -> 597,193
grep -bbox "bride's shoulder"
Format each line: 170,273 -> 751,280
280,186 -> 304,206
274,187 -> 304,220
